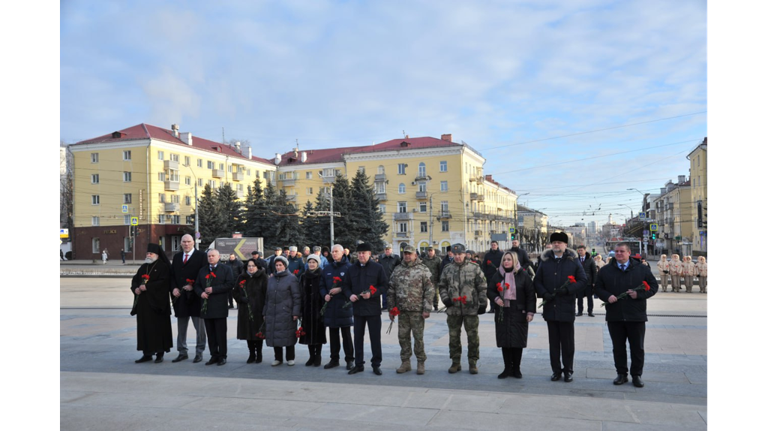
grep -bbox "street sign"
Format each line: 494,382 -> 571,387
649,224 -> 658,231
130,217 -> 138,226
122,205 -> 128,213
643,239 -> 649,244
59,228 -> 69,239
509,227 -> 516,234
639,212 -> 646,220
643,230 -> 649,236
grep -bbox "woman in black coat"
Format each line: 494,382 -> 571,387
487,251 -> 536,379
299,255 -> 327,366
233,259 -> 268,363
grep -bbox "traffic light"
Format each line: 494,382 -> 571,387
651,233 -> 656,240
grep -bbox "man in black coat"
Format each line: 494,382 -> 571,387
224,253 -> 244,308
131,243 -> 173,363
342,242 -> 388,375
320,244 -> 355,370
534,232 -> 588,383
595,242 -> 658,388
482,241 -> 504,311
194,249 -> 235,366
251,250 -> 268,270
377,244 -> 400,309
169,234 -> 208,363
576,245 -> 597,317
509,239 -> 532,273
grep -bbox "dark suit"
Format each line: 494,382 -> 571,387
576,253 -> 597,315
194,264 -> 235,360
170,249 -> 208,357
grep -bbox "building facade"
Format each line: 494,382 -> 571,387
687,138 -> 707,255
652,176 -> 693,256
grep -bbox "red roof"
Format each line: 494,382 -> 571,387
73,123 -> 274,165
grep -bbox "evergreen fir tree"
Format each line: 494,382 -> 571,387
329,174 -> 356,249
261,180 -> 280,250
196,184 -> 226,248
243,178 -> 266,238
216,182 -> 243,235
350,169 -> 388,251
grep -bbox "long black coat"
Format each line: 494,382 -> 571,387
577,252 -> 598,294
533,249 -> 588,322
488,269 -> 536,348
233,269 -> 267,340
482,248 -> 504,282
595,257 -> 658,322
193,264 -> 235,319
131,260 -> 173,353
169,249 -> 208,318
299,268 -> 327,345
509,247 -> 532,270
263,271 -> 301,347
320,257 -> 353,328
341,260 -> 388,316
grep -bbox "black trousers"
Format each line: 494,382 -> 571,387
546,321 -> 574,374
607,321 -> 646,376
274,346 -> 295,361
353,315 -> 382,368
577,290 -> 593,314
204,318 -> 228,359
328,326 -> 354,362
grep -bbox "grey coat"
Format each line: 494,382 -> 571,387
263,270 -> 301,347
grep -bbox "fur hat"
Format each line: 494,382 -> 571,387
356,243 -> 372,252
550,232 -> 568,243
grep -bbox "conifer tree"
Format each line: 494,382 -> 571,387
216,182 -> 243,235
243,178 -> 267,238
196,184 -> 226,248
350,169 -> 388,250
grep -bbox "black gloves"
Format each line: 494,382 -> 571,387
477,305 -> 487,315
543,293 -> 555,302
556,288 -> 569,297
442,297 -> 454,308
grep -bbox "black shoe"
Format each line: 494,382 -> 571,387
255,353 -> 263,364
205,358 -> 218,365
193,354 -> 203,363
314,356 -> 322,367
154,355 -> 164,363
564,372 -> 573,382
135,355 -> 153,363
172,354 -> 188,363
372,366 -> 382,375
348,366 -> 364,375
324,360 -> 340,369
632,376 -> 644,388
247,353 -> 256,364
511,369 -> 522,379
576,312 -> 583,316
550,372 -> 562,381
306,357 -> 315,366
497,370 -> 510,379
613,374 -> 628,385
217,358 -> 227,366
346,360 -> 355,371
588,313 -> 595,317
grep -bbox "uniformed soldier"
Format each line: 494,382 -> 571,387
420,246 -> 442,311
438,243 -> 488,374
387,245 -> 434,375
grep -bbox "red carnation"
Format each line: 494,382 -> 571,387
141,274 -> 150,281
389,306 -> 401,317
487,260 -> 492,265
239,279 -> 246,288
496,282 -> 503,292
567,275 -> 576,283
185,278 -> 195,284
643,281 -> 650,291
293,269 -> 299,275
369,286 -> 377,295
333,276 -> 342,284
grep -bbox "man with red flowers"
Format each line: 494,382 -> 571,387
342,242 -> 388,375
169,234 -> 208,364
534,232 -> 588,383
482,241 -> 504,312
595,242 -> 658,388
193,249 -> 235,366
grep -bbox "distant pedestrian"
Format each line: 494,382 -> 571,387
60,249 -> 65,261
102,248 -> 109,264
121,249 -> 126,264
695,256 -> 707,293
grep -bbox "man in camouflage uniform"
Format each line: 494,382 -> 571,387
421,246 -> 442,311
438,243 -> 488,374
387,245 -> 434,375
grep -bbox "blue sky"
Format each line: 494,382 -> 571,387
60,0 -> 707,227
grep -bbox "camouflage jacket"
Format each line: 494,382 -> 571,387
387,257 -> 434,313
420,255 -> 442,288
438,260 -> 488,316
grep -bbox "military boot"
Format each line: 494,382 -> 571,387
469,360 -> 478,374
396,360 -> 412,374
416,361 -> 425,375
448,362 -> 462,373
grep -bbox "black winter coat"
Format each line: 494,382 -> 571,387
169,249 -> 208,318
193,264 -> 235,319
320,257 -> 354,328
577,252 -> 598,295
131,260 -> 173,353
509,247 -> 532,270
378,253 -> 401,278
595,257 -> 658,322
533,249 -> 588,322
482,249 -> 504,281
341,260 -> 388,316
233,269 -> 267,340
299,268 -> 327,345
488,269 -> 536,348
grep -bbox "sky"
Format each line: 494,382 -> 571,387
59,0 -> 707,227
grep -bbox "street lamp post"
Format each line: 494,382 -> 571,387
185,164 -> 200,250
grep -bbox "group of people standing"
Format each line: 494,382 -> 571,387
129,232 -> 660,388
656,254 -> 707,293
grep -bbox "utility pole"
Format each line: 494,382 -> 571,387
429,195 -> 434,247
329,183 -> 335,249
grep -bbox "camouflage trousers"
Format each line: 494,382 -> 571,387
398,311 -> 426,362
446,314 -> 479,363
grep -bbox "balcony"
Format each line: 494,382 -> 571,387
473,212 -> 488,220
438,211 -> 452,219
286,194 -> 297,202
414,175 -> 429,182
470,193 -> 485,201
164,202 -> 180,212
396,232 -> 411,238
164,180 -> 179,191
394,212 -> 413,221
415,191 -> 428,200
376,192 -> 388,201
232,171 -> 245,181
474,230 -> 482,236
164,160 -> 179,170
281,177 -> 296,186
374,173 -> 387,182
212,169 -> 225,178
322,175 -> 336,184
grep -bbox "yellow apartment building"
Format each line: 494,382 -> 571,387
69,123 -> 276,259
687,138 -> 707,254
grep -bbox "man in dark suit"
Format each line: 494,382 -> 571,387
194,249 -> 235,365
169,234 -> 208,363
576,245 -> 597,317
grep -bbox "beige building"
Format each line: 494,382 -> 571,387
687,138 -> 707,254
275,134 -> 520,254
69,123 -> 276,259
517,205 -> 548,252
652,176 -> 693,256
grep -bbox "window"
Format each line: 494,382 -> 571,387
197,159 -> 203,167
421,222 -> 428,233
219,163 -> 224,170
159,194 -> 166,203
158,172 -> 166,181
198,179 -> 203,187
418,162 -> 426,177
376,182 -> 386,193
440,181 -> 448,192
92,238 -> 100,253
254,170 -> 259,178
184,156 -> 190,166
208,180 -> 216,188
170,153 -> 179,161
442,221 -> 450,232
158,151 -> 164,160
171,215 -> 180,224
124,193 -> 132,204
185,196 -> 191,205
307,187 -> 314,195
185,176 -> 191,185
379,204 -> 386,213
186,216 -> 194,224
399,222 -> 407,233
440,161 -> 447,172
124,215 -> 131,225
358,166 -> 365,175
92,216 -> 99,226
91,153 -> 99,163
158,214 -> 166,224
306,172 -> 313,179
418,182 -> 427,192
123,151 -> 132,160
92,195 -> 100,205
399,183 -> 406,194
378,165 -> 385,174
398,202 -> 407,213
171,194 -> 180,203
228,165 -> 233,173
207,161 -> 215,169
237,184 -> 244,192
91,174 -> 99,184
419,202 -> 427,212
123,172 -> 131,182
398,163 -> 406,175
